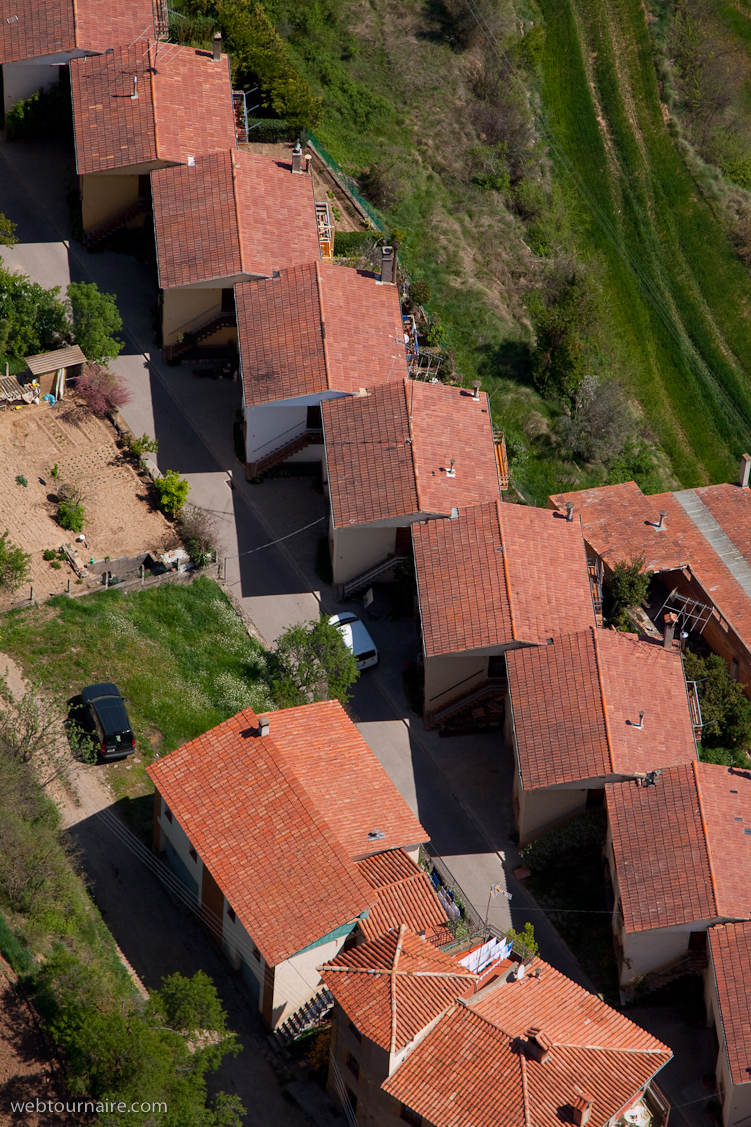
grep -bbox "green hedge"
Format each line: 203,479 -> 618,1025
245,117 -> 294,142
520,809 -> 607,871
333,231 -> 378,255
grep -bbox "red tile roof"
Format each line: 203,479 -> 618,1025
414,501 -> 596,658
607,762 -> 751,934
71,42 -> 235,175
356,851 -> 447,941
508,628 -> 697,789
550,482 -> 751,654
383,957 -> 671,1127
147,700 -> 428,966
323,380 -> 501,528
0,0 -> 155,64
708,922 -> 751,1087
319,926 -> 476,1052
236,262 -> 407,405
152,150 -> 320,288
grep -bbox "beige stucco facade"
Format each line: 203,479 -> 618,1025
704,957 -> 751,1127
2,52 -> 85,113
161,286 -> 239,349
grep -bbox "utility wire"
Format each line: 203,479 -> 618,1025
222,515 -> 327,569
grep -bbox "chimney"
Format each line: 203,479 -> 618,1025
291,140 -> 302,174
655,509 -> 667,530
564,501 -> 574,522
572,1092 -> 594,1127
213,32 -> 222,61
258,715 -> 270,737
525,1028 -> 551,1063
472,379 -> 481,400
739,453 -> 751,489
381,245 -> 394,284
663,611 -> 678,651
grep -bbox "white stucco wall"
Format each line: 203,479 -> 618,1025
3,52 -> 85,112
331,524 -> 399,586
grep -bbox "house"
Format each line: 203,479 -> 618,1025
0,0 -> 161,114
70,39 -> 235,242
413,500 -> 596,729
147,700 -> 438,1029
322,379 -> 504,592
704,921 -> 751,1127
235,258 -> 407,479
506,627 -> 698,843
606,762 -> 751,990
151,149 -> 321,359
320,932 -> 672,1127
551,462 -> 751,694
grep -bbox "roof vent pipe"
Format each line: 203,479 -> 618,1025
381,245 -> 394,285
655,509 -> 667,530
304,152 -> 312,173
739,453 -> 751,489
258,715 -> 270,737
131,75 -> 138,100
291,140 -> 302,174
213,32 -> 222,61
472,379 -> 481,400
564,501 -> 574,522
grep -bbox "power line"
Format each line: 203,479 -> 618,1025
222,514 -> 327,572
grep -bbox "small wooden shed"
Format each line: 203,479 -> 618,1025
24,346 -> 87,398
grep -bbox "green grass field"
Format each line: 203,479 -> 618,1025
0,578 -> 273,796
539,0 -> 751,486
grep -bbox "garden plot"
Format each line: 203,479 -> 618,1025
0,399 -> 174,605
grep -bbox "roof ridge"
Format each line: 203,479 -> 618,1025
520,1048 -> 532,1127
591,627 -> 615,775
314,260 -> 333,389
692,760 -> 720,918
389,924 -> 407,1055
148,41 -> 159,160
71,0 -> 78,44
230,151 -> 246,275
321,964 -> 476,980
404,379 -> 423,514
496,499 -> 517,641
551,1040 -> 670,1055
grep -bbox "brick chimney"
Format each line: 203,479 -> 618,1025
291,141 -> 302,174
739,453 -> 751,489
258,715 -> 270,737
572,1092 -> 594,1127
663,611 -> 678,651
381,245 -> 394,284
213,32 -> 222,61
525,1028 -> 551,1063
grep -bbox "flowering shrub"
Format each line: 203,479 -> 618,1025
74,363 -> 131,417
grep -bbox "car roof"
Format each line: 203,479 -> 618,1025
82,682 -> 121,702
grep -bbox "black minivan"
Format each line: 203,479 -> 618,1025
81,683 -> 136,760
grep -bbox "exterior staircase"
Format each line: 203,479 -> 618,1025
340,553 -> 408,599
641,949 -> 708,992
83,198 -> 152,250
163,313 -> 237,363
273,986 -> 334,1047
248,430 -> 324,478
425,678 -> 508,732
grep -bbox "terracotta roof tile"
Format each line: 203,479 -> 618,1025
152,150 -> 320,288
508,628 -> 697,789
237,263 -> 407,405
146,700 -> 427,966
383,957 -> 671,1127
0,0 -> 155,64
355,851 -> 447,941
71,42 -> 235,174
607,762 -> 751,934
414,501 -> 595,658
323,380 -> 500,528
319,927 -> 475,1052
550,482 -> 751,654
708,921 -> 751,1087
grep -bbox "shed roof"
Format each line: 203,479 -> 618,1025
383,957 -> 671,1127
708,921 -> 751,1087
236,262 -> 407,405
71,42 -> 235,175
323,379 -> 501,528
607,762 -> 751,934
25,345 -> 86,374
355,851 -> 447,941
0,0 -> 157,64
507,628 -> 697,789
152,150 -> 320,289
413,501 -> 595,658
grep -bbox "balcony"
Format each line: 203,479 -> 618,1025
616,1083 -> 670,1127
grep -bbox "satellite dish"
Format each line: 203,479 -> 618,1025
517,962 -> 526,980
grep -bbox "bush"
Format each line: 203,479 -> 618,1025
125,432 -> 159,459
179,505 -> 218,565
557,375 -> 634,463
606,554 -> 651,618
42,549 -> 57,562
0,530 -> 31,593
409,279 -> 432,306
685,652 -> 751,765
333,230 -> 375,256
0,213 -> 17,248
67,281 -> 123,363
57,500 -> 85,533
74,362 -> 130,417
506,921 -> 538,957
15,475 -> 27,488
520,809 -> 608,871
272,616 -> 359,706
0,913 -> 33,973
5,76 -> 73,142
154,469 -> 190,518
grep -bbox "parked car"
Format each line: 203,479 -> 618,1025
329,612 -> 379,670
81,683 -> 136,760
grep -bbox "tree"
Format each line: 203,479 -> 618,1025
273,616 -> 359,706
154,470 -> 190,518
528,265 -> 601,399
684,651 -> 751,766
0,213 -> 17,247
606,554 -> 652,621
180,505 -> 219,566
0,267 -> 70,361
0,675 -> 93,791
506,922 -> 538,958
556,374 -> 634,462
0,531 -> 30,594
67,281 -> 123,363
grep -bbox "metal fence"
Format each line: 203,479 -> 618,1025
307,133 -> 387,233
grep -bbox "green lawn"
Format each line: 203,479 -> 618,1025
0,578 -> 273,797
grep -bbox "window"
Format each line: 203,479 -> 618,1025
252,944 -> 261,962
348,1022 -> 362,1043
221,287 -> 235,313
401,1106 -> 422,1126
189,848 -> 198,863
227,906 -> 236,923
164,806 -> 173,824
345,1050 -> 360,1080
346,1089 -> 358,1114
